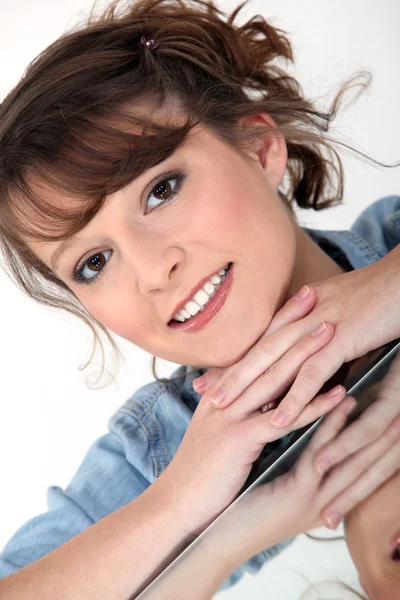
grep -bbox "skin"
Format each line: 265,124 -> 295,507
28,108 -> 345,368
344,471 -> 400,600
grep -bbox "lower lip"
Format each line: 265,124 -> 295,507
168,263 -> 234,333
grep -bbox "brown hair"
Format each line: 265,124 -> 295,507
0,0 -> 395,388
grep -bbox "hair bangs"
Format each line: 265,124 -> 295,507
1,104 -> 196,246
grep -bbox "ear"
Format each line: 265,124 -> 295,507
238,113 -> 288,191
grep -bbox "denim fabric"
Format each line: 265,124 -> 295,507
1,195 -> 399,593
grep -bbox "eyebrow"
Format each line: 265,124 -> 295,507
50,236 -> 81,271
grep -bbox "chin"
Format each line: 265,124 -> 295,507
211,342 -> 259,368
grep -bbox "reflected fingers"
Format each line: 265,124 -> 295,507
313,392 -> 400,475
319,415 -> 400,528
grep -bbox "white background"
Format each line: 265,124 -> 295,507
0,0 -> 399,598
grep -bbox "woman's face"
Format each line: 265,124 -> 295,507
344,471 -> 400,599
28,112 -> 342,367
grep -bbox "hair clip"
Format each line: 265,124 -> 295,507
140,35 -> 160,52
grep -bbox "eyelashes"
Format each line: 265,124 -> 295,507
72,171 -> 186,285
145,171 -> 185,213
73,249 -> 112,285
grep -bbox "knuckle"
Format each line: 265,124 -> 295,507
261,361 -> 279,384
257,335 -> 277,359
297,362 -> 320,385
316,444 -> 337,467
284,392 -> 300,413
360,421 -> 382,444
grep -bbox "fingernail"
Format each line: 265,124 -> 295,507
326,385 -> 343,397
193,374 -> 208,392
271,410 -> 286,427
294,285 -> 311,301
316,457 -> 331,474
210,387 -> 225,404
311,321 -> 327,336
325,510 -> 342,530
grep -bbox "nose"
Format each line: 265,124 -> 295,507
135,246 -> 184,296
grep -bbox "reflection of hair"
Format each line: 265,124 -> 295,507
0,0 -> 391,387
300,532 -> 368,600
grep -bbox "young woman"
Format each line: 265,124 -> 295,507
0,0 -> 399,598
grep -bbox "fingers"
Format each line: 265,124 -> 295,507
254,394 -> 355,454
259,285 -> 316,337
195,289 -> 318,406
312,388 -> 400,475
269,340 -> 344,428
192,286 -> 317,397
226,321 -> 335,419
281,384 -> 347,431
319,416 -> 400,528
296,396 -> 357,472
211,320 -> 335,415
192,367 -> 225,395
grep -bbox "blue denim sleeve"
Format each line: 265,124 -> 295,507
0,409 -> 153,579
350,195 -> 400,256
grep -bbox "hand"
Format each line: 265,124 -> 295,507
309,344 -> 400,526
157,319 -> 347,540
193,261 -> 399,429
219,395 -> 400,568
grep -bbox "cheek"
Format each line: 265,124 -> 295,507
82,294 -> 154,349
188,168 -> 293,254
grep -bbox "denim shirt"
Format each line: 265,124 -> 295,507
1,195 -> 399,593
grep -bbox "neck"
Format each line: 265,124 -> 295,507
283,221 -> 347,306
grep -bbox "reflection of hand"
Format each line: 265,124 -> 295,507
193,261 -> 398,429
309,348 -> 400,527
221,396 -> 400,569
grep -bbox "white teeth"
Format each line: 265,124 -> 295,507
173,314 -> 186,322
210,274 -> 221,285
185,300 -> 201,316
193,289 -> 210,306
203,280 -> 216,295
171,264 -> 231,323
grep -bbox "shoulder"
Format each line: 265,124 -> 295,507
350,195 -> 400,257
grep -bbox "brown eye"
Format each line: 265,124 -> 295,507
73,250 -> 112,285
153,179 -> 172,200
145,172 -> 185,213
87,254 -> 106,272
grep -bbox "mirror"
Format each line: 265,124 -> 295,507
136,341 -> 400,599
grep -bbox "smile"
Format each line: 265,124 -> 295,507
168,263 -> 234,333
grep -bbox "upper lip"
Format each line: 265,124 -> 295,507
168,263 -> 230,324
